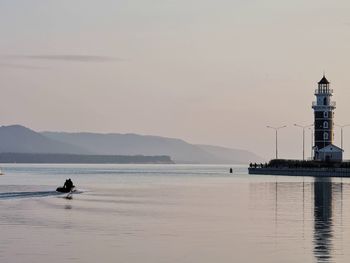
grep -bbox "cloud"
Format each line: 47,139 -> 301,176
0,63 -> 48,70
4,55 -> 123,62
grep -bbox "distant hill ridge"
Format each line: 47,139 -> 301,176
0,125 -> 263,164
0,125 -> 86,154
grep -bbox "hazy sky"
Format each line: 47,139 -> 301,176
1,0 -> 350,159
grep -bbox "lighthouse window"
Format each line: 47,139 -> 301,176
323,121 -> 328,128
324,132 -> 329,140
324,111 -> 328,118
323,97 -> 327,105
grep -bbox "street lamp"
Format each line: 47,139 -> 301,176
335,124 -> 350,150
267,125 -> 287,159
294,124 -> 313,161
308,127 -> 314,159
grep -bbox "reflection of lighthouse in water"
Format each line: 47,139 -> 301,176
313,178 -> 333,262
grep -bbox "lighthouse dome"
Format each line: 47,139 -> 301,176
318,76 -> 330,84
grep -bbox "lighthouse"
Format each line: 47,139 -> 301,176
312,75 -> 343,161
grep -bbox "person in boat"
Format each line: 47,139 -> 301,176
63,179 -> 69,189
63,179 -> 74,191
67,178 -> 74,190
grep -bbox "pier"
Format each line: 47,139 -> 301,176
248,159 -> 350,177
249,167 -> 350,177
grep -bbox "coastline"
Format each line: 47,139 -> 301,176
0,153 -> 174,164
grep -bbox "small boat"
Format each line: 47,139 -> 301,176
0,168 -> 4,175
56,179 -> 75,193
56,186 -> 75,193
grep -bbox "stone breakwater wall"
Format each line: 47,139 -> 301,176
248,167 -> 350,177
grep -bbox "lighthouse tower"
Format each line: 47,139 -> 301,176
312,75 -> 342,161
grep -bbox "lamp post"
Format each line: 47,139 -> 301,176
335,124 -> 350,150
308,127 -> 314,159
294,124 -> 313,161
267,125 -> 287,159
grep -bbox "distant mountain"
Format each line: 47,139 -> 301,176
196,144 -> 264,164
42,131 -> 263,164
0,125 -> 87,154
41,132 -> 216,163
0,125 -> 263,164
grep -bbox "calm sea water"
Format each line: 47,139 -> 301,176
0,164 -> 349,263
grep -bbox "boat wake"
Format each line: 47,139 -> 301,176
0,191 -> 62,200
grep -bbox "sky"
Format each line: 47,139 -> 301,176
1,0 -> 350,159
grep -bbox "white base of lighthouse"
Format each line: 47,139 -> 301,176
314,144 -> 343,162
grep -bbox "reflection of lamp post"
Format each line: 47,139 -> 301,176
267,125 -> 287,159
335,124 -> 350,150
308,127 -> 314,159
294,124 -> 313,160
